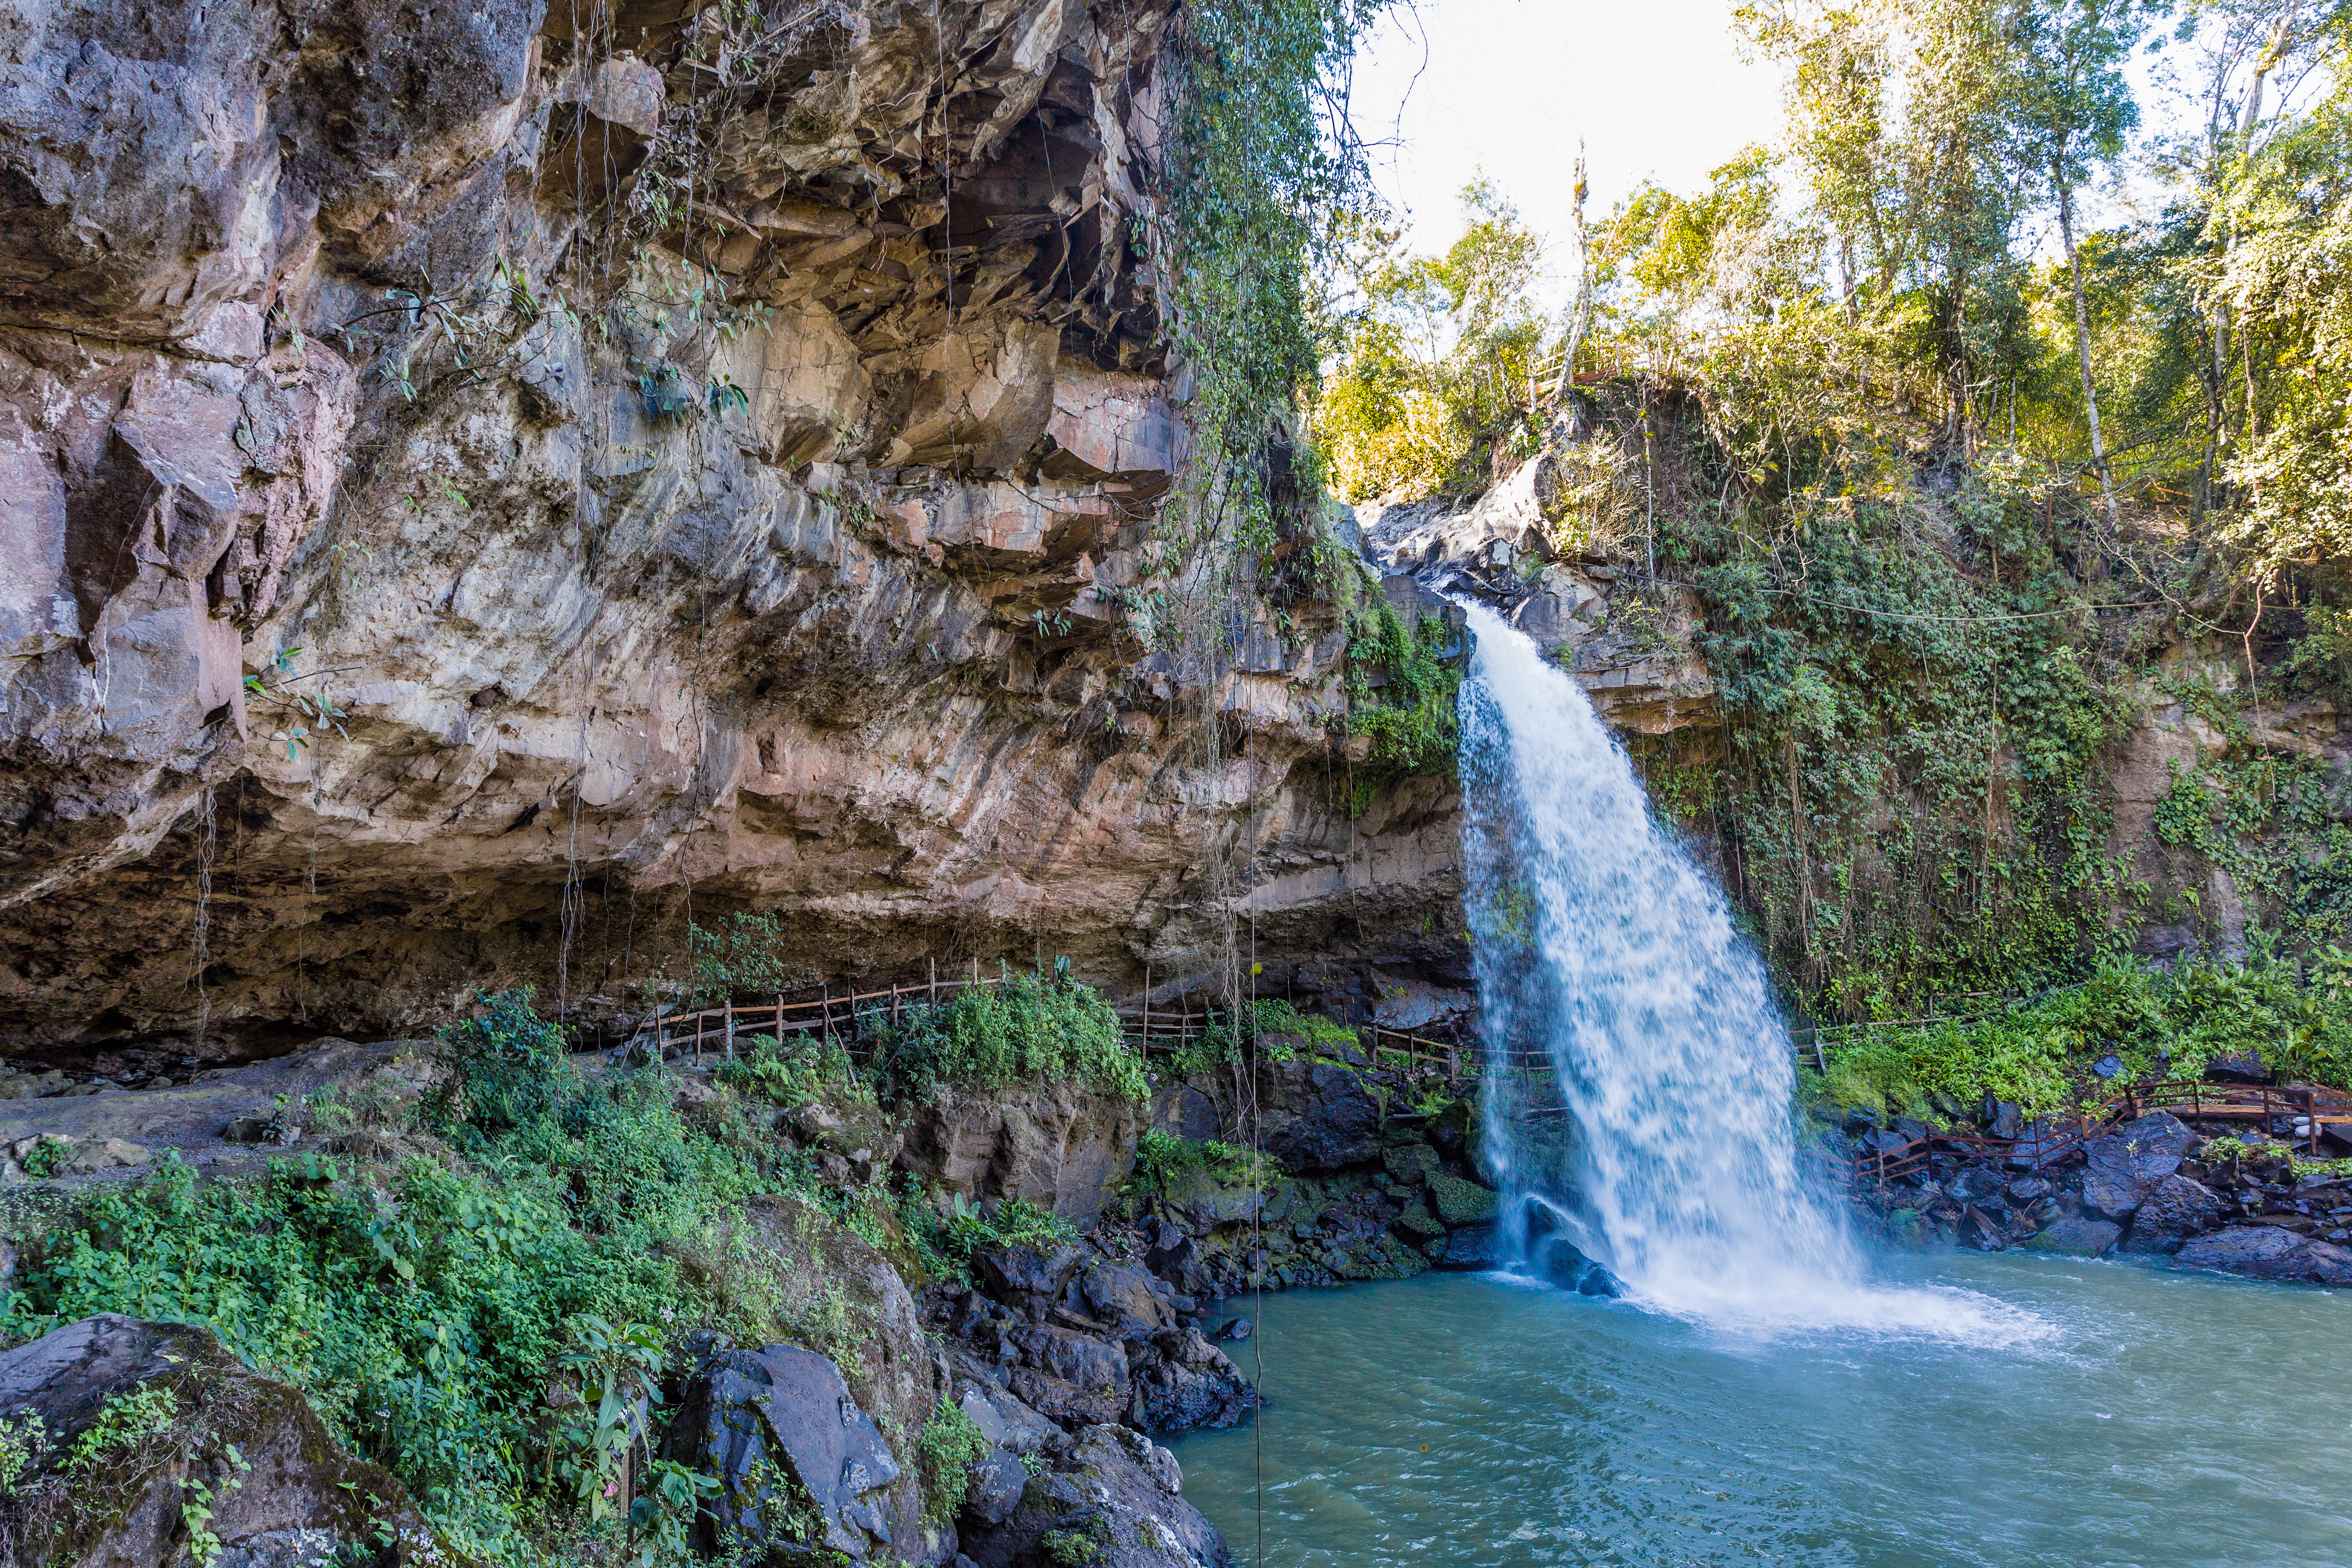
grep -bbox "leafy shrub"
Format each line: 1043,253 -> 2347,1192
1344,599 -> 1460,774
688,912 -> 803,1007
868,972 -> 1144,1103
1129,1132 -> 1262,1195
716,1032 -> 865,1108
1808,951 -> 2352,1124
19,1137 -> 68,1179
438,988 -> 575,1134
1249,998 -> 1359,1058
934,1196 -> 1077,1270
0,992 -> 776,1565
918,1398 -> 990,1523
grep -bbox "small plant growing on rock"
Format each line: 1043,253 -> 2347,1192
917,1398 -> 989,1524
65,1384 -> 178,1473
18,1137 -> 69,1179
0,1412 -> 50,1496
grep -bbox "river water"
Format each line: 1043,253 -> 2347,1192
1171,1258 -> 2352,1567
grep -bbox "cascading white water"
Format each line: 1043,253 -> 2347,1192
1455,601 -> 2041,1340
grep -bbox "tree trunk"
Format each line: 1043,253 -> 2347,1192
2057,179 -> 2118,552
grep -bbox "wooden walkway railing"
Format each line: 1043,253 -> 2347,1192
1852,1079 -> 2352,1195
627,966 -> 1480,1083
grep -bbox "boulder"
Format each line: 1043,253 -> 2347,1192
2203,1048 -> 2272,1085
692,1193 -> 946,1558
665,1342 -> 902,1560
1005,1326 -> 1129,1428
899,1083 -> 1143,1225
1438,1221 -> 1505,1269
1429,1174 -> 1500,1226
957,1424 -> 1228,1568
0,1314 -> 460,1568
1134,1328 -> 1254,1434
2178,1225 -> 2352,1286
1080,1262 -> 1168,1339
1382,1143 -> 1440,1187
2081,1111 -> 2196,1219
1248,1059 -> 1381,1172
975,1242 -> 1086,1305
2024,1216 -> 2121,1256
2121,1175 -> 2223,1255
1158,1166 -> 1262,1231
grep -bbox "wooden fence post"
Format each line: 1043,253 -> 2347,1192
724,999 -> 734,1060
822,982 -> 831,1052
930,956 -> 938,1007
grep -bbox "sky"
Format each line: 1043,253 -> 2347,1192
1347,0 -> 1785,312
1342,0 -> 2327,308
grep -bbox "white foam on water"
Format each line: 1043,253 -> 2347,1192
1454,601 -> 2041,1347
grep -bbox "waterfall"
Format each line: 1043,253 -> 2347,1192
1455,602 -> 2040,1340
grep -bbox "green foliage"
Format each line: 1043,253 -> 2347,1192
439,987 -> 576,1135
0,991 -> 778,1565
716,1032 -> 866,1109
1315,181 -> 1549,499
1128,1132 -> 1261,1196
933,1196 -> 1078,1272
689,913 -> 801,1008
19,1137 -> 67,1179
64,1385 -> 177,1474
1343,599 -> 1461,774
0,1413 -> 47,1496
867,972 -> 1145,1104
1247,998 -> 1359,1058
1810,951 -> 2352,1123
917,1397 -> 990,1524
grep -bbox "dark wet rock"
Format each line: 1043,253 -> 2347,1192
1429,1173 -> 1500,1226
1391,1191 -> 1447,1239
666,1343 -> 902,1560
2121,1175 -> 2224,1255
1214,1317 -> 1251,1343
2178,1225 -> 2352,1286
1382,1143 -> 1440,1187
2203,1048 -> 2272,1085
0,1314 -> 458,1568
958,1423 -> 1227,1568
1438,1220 -> 1504,1269
2093,1054 -> 2126,1080
963,1445 -> 1027,1527
954,1369 -> 1058,1455
1081,1261 -> 1169,1339
2007,1176 -> 2050,1204
1135,1328 -> 1254,1433
1531,1235 -> 1620,1296
2025,1215 -> 2122,1256
1142,1216 -> 1195,1278
1947,1166 -> 2004,1204
1841,1104 -> 1879,1134
2081,1112 -> 2196,1219
976,1242 -> 1087,1305
1251,1058 -> 1381,1172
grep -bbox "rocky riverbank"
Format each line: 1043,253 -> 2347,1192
0,1005 -> 1500,1567
1847,1104 -> 2352,1286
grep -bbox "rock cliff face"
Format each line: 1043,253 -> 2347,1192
0,0 -> 1464,1060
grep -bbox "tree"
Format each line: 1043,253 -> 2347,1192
2009,0 -> 2148,536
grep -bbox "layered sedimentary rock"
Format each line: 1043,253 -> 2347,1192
0,0 -> 1464,1060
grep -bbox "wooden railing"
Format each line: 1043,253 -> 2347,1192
627,968 -> 1481,1085
1851,1078 -> 2352,1196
